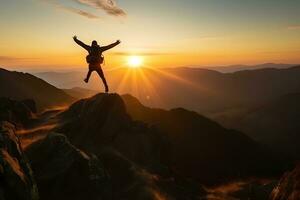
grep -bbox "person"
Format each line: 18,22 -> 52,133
73,35 -> 121,93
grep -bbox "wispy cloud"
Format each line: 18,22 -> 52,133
74,0 -> 126,17
288,25 -> 300,30
0,56 -> 24,61
41,0 -> 99,19
57,4 -> 99,19
0,56 -> 40,62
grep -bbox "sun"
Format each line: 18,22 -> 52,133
127,56 -> 143,68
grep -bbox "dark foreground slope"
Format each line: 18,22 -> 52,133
38,94 -> 205,199
120,94 -> 284,183
1,97 -> 203,199
54,93 -> 283,184
0,95 -> 296,200
0,68 -> 75,110
215,93 -> 300,160
0,121 -> 39,200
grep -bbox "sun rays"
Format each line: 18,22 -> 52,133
111,63 -> 213,109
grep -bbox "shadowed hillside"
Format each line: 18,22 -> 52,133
216,93 -> 300,160
0,68 -> 75,110
0,93 -> 295,199
121,94 -> 285,184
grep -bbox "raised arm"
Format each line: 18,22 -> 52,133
73,36 -> 90,51
101,40 -> 121,51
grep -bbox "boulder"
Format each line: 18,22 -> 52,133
98,148 -> 204,200
0,121 -> 39,200
0,98 -> 36,128
270,164 -> 300,200
56,93 -> 168,171
25,133 -> 110,200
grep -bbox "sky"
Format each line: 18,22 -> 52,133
0,0 -> 299,70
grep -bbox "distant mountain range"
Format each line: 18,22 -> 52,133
35,65 -> 300,115
0,68 -> 75,110
207,63 -> 298,73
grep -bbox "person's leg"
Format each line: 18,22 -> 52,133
96,67 -> 109,92
84,68 -> 93,83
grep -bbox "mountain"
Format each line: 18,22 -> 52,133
0,93 -> 290,199
215,92 -> 300,159
0,68 -> 75,110
34,71 -> 85,89
1,96 -> 204,200
34,66 -> 300,116
208,63 -> 297,73
121,94 -> 284,184
63,87 -> 98,99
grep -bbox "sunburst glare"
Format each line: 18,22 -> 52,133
127,55 -> 143,68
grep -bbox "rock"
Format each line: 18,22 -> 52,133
99,148 -> 204,200
0,98 -> 36,128
25,133 -> 110,200
56,93 -> 168,172
232,181 -> 277,200
0,121 -> 39,200
270,164 -> 300,200
21,99 -> 37,114
55,93 -> 204,199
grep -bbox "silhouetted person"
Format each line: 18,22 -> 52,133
73,35 -> 121,92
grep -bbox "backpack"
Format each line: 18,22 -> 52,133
86,46 -> 104,65
86,54 -> 104,65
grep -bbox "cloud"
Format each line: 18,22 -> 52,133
0,56 -> 17,61
74,0 -> 126,16
0,56 -> 26,61
58,4 -> 99,19
288,25 -> 300,30
0,56 -> 41,62
41,0 -> 99,19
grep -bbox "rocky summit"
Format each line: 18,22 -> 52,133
0,92 -> 298,200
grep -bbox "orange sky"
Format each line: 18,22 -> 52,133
0,0 -> 300,70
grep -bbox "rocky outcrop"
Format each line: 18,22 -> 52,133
25,133 -> 110,200
98,148 -> 204,200
0,98 -> 36,128
0,121 -> 39,200
270,164 -> 300,200
54,93 -> 204,199
56,93 -> 169,172
232,181 -> 277,200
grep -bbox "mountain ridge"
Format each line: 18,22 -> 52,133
0,68 -> 76,110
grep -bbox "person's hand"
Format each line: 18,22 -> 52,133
73,35 -> 77,40
116,40 -> 121,44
